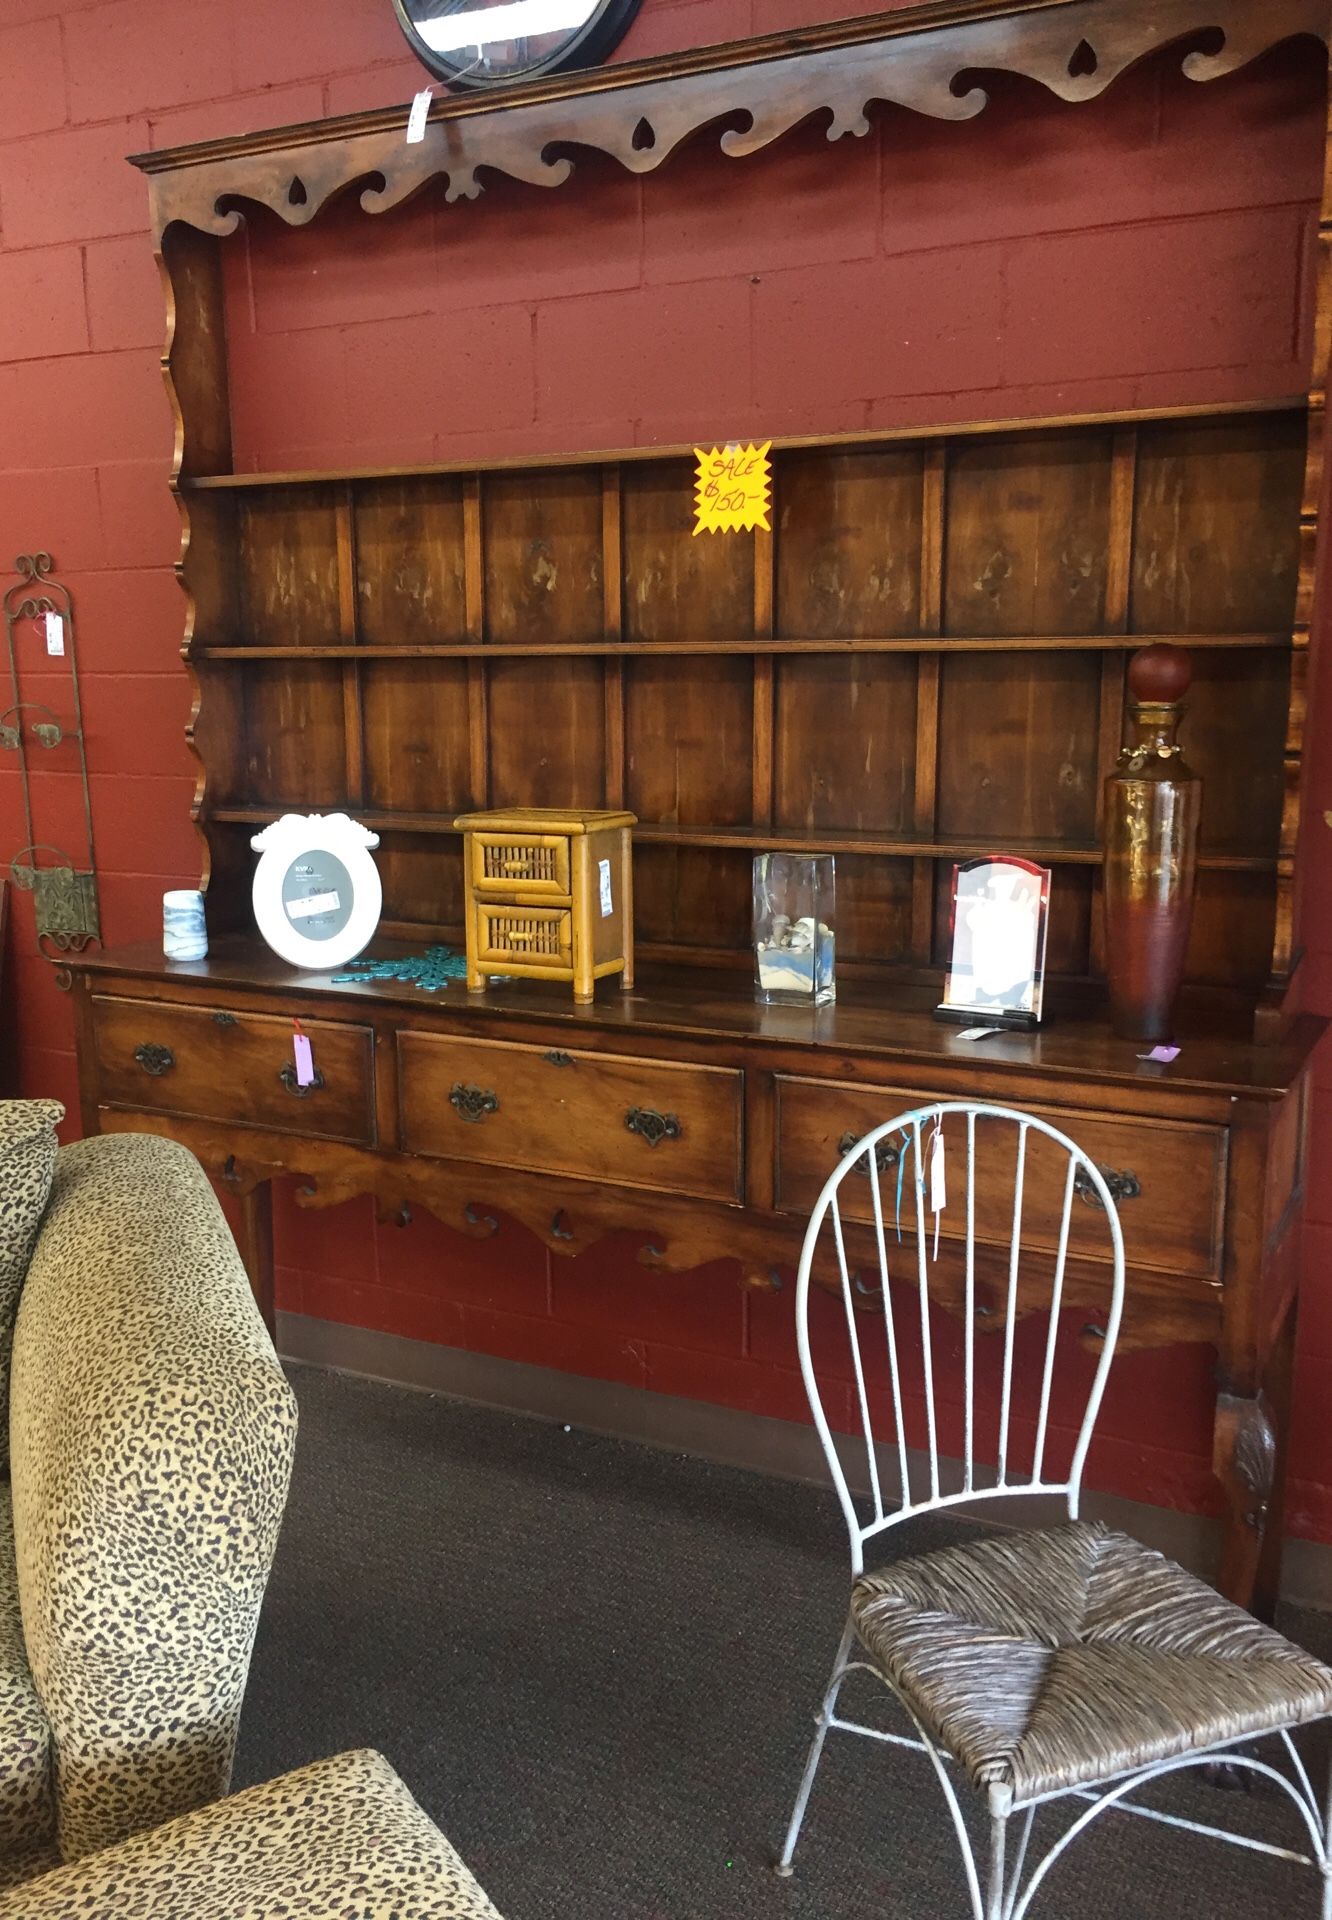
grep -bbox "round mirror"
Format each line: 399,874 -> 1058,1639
393,0 -> 644,89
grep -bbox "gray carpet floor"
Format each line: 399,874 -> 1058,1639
235,1364 -> 1332,1918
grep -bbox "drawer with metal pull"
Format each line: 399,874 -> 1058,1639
396,1032 -> 742,1202
774,1076 -> 1225,1280
91,994 -> 376,1144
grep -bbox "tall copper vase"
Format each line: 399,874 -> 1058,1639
1103,644 -> 1202,1042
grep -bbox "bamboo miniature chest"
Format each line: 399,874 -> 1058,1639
455,808 -> 636,1003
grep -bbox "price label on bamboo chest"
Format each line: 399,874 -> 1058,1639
693,441 -> 771,535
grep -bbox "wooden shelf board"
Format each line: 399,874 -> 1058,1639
202,806 -> 1276,873
175,396 -> 1305,493
192,632 -> 1291,661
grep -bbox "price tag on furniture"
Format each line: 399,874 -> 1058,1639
693,441 -> 771,535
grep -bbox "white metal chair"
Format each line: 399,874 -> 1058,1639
775,1101 -> 1332,1918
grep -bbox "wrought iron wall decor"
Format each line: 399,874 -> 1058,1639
2,554 -> 100,985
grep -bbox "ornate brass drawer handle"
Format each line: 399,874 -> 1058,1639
134,1043 -> 175,1076
838,1130 -> 902,1175
544,1050 -> 575,1068
1074,1163 -> 1141,1208
211,1010 -> 238,1027
625,1107 -> 681,1148
278,1062 -> 326,1096
451,1083 -> 499,1123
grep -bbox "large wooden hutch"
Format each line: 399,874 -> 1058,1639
69,0 -> 1332,1615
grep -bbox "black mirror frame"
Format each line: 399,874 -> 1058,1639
391,0 -> 645,90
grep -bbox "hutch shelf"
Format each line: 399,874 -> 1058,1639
69,0 -> 1332,1617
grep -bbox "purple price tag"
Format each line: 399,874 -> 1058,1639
292,1031 -> 315,1087
1138,1044 -> 1180,1063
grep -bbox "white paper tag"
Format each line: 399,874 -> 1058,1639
292,1030 -> 315,1088
929,1128 -> 946,1215
957,1025 -> 1004,1041
929,1124 -> 946,1261
406,89 -> 431,144
287,889 -> 340,921
598,858 -> 613,918
43,612 -> 64,656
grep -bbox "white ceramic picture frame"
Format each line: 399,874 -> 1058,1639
251,812 -> 383,971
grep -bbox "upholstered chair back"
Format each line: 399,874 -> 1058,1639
8,1133 -> 298,1865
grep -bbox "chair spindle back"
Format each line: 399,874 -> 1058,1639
794,1102 -> 1126,1573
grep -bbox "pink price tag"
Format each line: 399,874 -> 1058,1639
1138,1044 -> 1180,1063
292,1031 -> 315,1087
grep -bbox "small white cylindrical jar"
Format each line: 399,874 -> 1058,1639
163,888 -> 208,962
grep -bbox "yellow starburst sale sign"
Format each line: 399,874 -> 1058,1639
692,441 -> 772,535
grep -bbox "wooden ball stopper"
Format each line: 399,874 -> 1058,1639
1128,642 -> 1191,705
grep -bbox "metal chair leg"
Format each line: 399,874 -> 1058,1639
1322,1749 -> 1332,1920
1005,1806 -> 1035,1917
775,1614 -> 856,1877
986,1806 -> 1009,1920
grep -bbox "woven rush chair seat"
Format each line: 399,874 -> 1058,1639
853,1520 -> 1332,1803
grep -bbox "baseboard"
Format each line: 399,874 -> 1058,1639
277,1311 -> 1332,1612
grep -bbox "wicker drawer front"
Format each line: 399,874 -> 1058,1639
398,1033 -> 742,1202
470,833 -> 571,899
92,994 -> 376,1144
775,1077 -> 1224,1280
476,904 -> 573,971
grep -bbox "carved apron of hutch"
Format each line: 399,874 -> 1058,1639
69,0 -> 1332,1619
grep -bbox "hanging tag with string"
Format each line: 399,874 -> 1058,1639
894,1131 -> 908,1243
928,1114 -> 946,1260
406,84 -> 435,144
292,1017 -> 315,1088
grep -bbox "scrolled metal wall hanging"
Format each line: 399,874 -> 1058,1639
2,554 -> 101,987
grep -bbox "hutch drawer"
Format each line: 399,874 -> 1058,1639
773,1076 -> 1225,1281
469,832 -> 572,899
396,1032 -> 743,1202
91,994 -> 377,1145
476,904 -> 573,972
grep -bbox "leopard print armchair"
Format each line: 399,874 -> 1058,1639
0,1748 -> 506,1918
0,1131 -> 298,1885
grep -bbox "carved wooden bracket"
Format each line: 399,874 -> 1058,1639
131,0 -> 1328,240
1214,1389 -> 1279,1531
1214,1388 -> 1279,1611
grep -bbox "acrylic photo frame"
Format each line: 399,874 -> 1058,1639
936,855 -> 1051,1029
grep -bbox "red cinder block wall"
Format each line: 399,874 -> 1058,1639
3,0 -> 1331,1533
